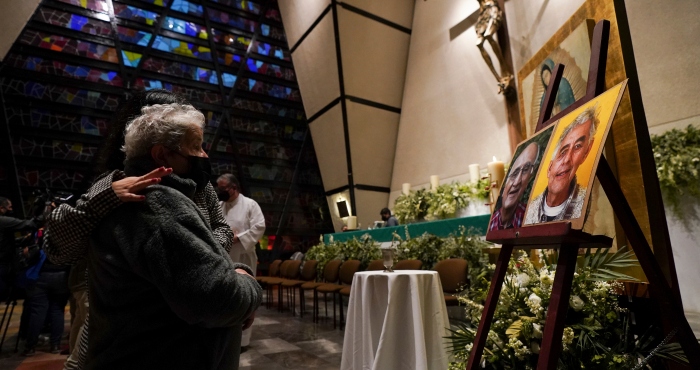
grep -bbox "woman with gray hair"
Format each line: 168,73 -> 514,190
86,103 -> 261,370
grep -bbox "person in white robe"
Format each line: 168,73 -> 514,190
216,173 -> 265,347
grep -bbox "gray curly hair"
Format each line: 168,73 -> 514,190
122,103 -> 205,159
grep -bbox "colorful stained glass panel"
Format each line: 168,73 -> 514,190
152,36 -> 211,61
251,41 -> 290,61
246,58 -> 295,81
210,0 -> 261,15
164,17 -> 208,39
113,3 -> 160,25
6,107 -> 109,136
34,8 -> 112,36
238,77 -> 300,101
57,0 -> 109,13
170,0 -> 203,17
6,54 -> 123,87
3,79 -> 120,111
19,30 -> 119,63
117,26 -> 152,46
206,8 -> 257,33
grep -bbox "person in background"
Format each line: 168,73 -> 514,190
380,208 -> 398,227
43,89 -> 234,370
0,197 -> 42,298
87,103 -> 260,369
216,173 -> 265,348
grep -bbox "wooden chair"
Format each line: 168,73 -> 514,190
275,260 -> 302,312
433,258 -> 469,306
394,259 -> 423,270
280,260 -> 318,317
256,259 -> 282,308
316,260 -> 361,329
365,259 -> 385,271
300,259 -> 342,323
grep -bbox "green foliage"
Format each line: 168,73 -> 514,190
651,125 -> 700,217
446,247 -> 684,369
306,228 -> 492,280
393,180 -> 490,224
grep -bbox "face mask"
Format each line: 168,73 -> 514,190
173,152 -> 212,191
216,189 -> 230,202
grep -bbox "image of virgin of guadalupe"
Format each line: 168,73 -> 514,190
538,58 -> 576,116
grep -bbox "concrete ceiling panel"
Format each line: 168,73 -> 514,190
290,13 -> 341,118
337,8 -> 411,109
346,101 -> 399,187
308,104 -> 348,190
341,0 -> 415,30
278,0 -> 331,48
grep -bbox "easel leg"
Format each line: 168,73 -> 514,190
597,157 -> 700,367
536,245 -> 578,370
466,243 -> 514,370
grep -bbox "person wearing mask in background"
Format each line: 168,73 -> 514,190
86,103 -> 260,370
43,90 -> 234,370
216,173 -> 265,348
380,208 -> 398,227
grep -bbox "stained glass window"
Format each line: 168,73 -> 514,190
137,0 -> 171,7
237,77 -> 300,101
152,36 -> 212,61
133,78 -> 223,104
249,186 -> 287,204
163,17 -> 208,39
236,140 -> 299,161
34,8 -> 112,36
113,3 -> 160,25
3,79 -> 120,111
6,107 -> 109,136
261,25 -> 286,42
206,8 -> 257,33
57,0 -> 109,14
141,57 -> 235,87
212,31 -> 251,50
170,0 -> 203,17
246,58 -> 295,81
17,167 -> 85,189
210,0 -> 261,15
265,8 -> 282,22
250,41 -> 290,61
210,160 -> 236,175
117,26 -> 152,46
13,137 -> 97,162
219,52 -> 242,68
242,163 -> 293,182
19,30 -> 119,63
121,51 -> 142,67
6,54 -> 123,87
232,97 -> 304,120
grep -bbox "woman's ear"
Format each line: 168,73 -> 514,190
151,145 -> 169,166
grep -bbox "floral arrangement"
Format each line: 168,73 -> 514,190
651,125 -> 700,218
305,227 -> 491,278
393,180 -> 491,224
447,248 -> 687,369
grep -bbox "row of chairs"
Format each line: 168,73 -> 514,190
255,258 -> 469,328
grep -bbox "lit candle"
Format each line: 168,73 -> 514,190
469,164 -> 481,183
346,216 -> 357,230
402,183 -> 411,195
430,175 -> 440,190
487,156 -> 505,187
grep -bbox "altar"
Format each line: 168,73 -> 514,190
323,214 -> 491,244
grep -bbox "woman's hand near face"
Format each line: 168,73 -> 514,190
112,167 -> 173,202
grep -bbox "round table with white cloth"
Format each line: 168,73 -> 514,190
340,270 -> 450,370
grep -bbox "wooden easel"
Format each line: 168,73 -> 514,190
466,20 -> 700,370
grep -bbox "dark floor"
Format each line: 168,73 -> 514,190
0,290 -> 346,370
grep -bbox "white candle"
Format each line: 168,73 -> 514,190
346,216 -> 357,230
402,183 -> 411,195
469,164 -> 481,183
487,156 -> 505,187
430,175 -> 440,190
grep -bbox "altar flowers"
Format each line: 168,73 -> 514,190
447,248 -> 688,369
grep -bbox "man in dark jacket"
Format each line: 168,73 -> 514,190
87,104 -> 261,370
0,197 -> 42,297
